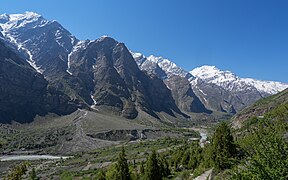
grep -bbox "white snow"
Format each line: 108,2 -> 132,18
25,48 -> 43,74
9,11 -> 41,21
131,52 -> 146,66
0,12 -> 47,73
197,86 -> 207,96
96,35 -> 110,42
190,65 -> 238,84
241,78 -> 288,94
90,94 -> 99,111
3,32 -> 43,74
147,55 -> 184,76
131,51 -> 192,78
190,65 -> 288,95
0,12 -> 43,32
66,40 -> 90,75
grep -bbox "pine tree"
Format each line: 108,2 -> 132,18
159,155 -> 170,178
181,150 -> 190,168
210,122 -> 237,170
105,164 -> 119,180
29,168 -> 39,180
139,161 -> 145,175
144,150 -> 161,180
96,169 -> 106,180
117,147 -> 131,180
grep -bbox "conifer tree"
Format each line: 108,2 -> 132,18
117,147 -> 131,180
210,122 -> 237,170
144,150 -> 161,180
96,169 -> 106,180
139,161 -> 145,175
29,168 -> 39,180
159,155 -> 170,178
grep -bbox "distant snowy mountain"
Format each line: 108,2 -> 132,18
189,65 -> 288,113
132,51 -> 288,114
132,52 -> 193,79
190,65 -> 288,95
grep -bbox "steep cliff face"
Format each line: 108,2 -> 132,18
0,12 -> 76,75
0,13 -> 187,120
132,52 -> 210,114
0,40 -> 77,123
0,12 -> 92,106
165,76 -> 212,114
68,37 -> 185,119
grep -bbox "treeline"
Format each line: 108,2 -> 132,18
95,105 -> 288,180
97,147 -> 170,180
93,122 -> 238,180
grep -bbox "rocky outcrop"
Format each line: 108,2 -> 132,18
190,78 -> 262,114
0,40 -> 77,123
165,76 -> 212,114
68,37 -> 186,119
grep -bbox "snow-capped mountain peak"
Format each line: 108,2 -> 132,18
241,78 -> 288,95
190,65 -> 238,83
0,11 -> 40,22
0,11 -> 45,32
7,11 -> 41,21
190,65 -> 288,95
147,55 -> 184,75
132,52 -> 193,79
0,12 -> 77,74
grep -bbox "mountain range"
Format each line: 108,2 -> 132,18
133,52 -> 287,114
0,12 -> 287,123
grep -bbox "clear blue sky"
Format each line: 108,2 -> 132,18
1,0 -> 288,82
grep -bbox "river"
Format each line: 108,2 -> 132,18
0,155 -> 71,161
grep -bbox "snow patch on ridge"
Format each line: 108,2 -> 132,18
66,40 -> 90,75
90,94 -> 98,111
3,32 -> 43,73
131,51 -> 192,78
147,55 -> 188,77
55,29 -> 69,52
0,12 -> 48,73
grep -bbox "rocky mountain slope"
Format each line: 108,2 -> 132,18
132,52 -> 192,79
0,39 -> 77,123
133,51 -> 288,114
0,12 -> 187,121
190,65 -> 288,113
0,12 -> 91,106
132,52 -> 211,114
231,88 -> 288,128
67,36 -> 185,119
0,11 -> 287,124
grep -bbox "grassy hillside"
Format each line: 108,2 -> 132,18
211,88 -> 288,179
231,88 -> 288,129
